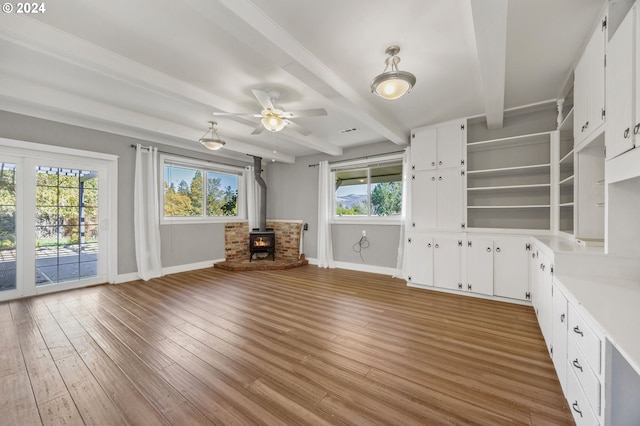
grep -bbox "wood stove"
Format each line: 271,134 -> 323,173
249,229 -> 275,261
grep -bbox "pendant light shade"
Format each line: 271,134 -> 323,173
370,46 -> 416,100
199,121 -> 225,150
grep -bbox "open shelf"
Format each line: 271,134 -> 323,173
468,205 -> 551,209
467,163 -> 551,176
560,149 -> 575,164
559,175 -> 575,185
467,131 -> 552,152
560,202 -> 575,207
559,107 -> 574,132
468,183 -> 550,192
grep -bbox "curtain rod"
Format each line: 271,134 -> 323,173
130,144 -> 246,169
308,149 -> 405,168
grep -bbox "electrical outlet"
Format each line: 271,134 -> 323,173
362,230 -> 366,237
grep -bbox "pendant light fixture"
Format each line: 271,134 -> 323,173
199,121 -> 225,150
370,45 -> 416,100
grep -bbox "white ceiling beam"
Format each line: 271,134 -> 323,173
0,74 -> 296,163
470,0 -> 508,129
208,0 -> 410,146
0,16 -> 331,159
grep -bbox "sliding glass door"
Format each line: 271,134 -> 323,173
0,143 -> 116,302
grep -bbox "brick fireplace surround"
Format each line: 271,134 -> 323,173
215,220 -> 308,271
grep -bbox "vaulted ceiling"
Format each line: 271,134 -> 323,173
0,0 -> 606,163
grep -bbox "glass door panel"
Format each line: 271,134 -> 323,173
35,166 -> 99,287
0,162 -> 17,292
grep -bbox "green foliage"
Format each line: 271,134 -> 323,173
164,172 -> 238,217
371,181 -> 402,216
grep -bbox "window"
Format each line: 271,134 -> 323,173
162,156 -> 242,222
334,160 -> 403,219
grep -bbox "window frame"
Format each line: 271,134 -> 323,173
160,154 -> 245,225
331,154 -> 404,225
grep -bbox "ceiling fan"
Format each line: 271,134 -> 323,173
213,89 -> 327,136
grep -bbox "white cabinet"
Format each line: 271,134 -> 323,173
493,237 -> 530,300
405,234 -> 461,290
531,247 -> 553,351
465,238 -> 493,296
433,237 -> 462,291
552,283 -> 569,395
411,120 -> 465,171
410,168 -> 464,231
405,233 -> 434,286
606,5 -> 636,159
574,16 -> 607,147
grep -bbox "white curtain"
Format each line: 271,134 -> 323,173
317,160 -> 335,268
134,144 -> 163,281
394,147 -> 411,278
244,166 -> 259,231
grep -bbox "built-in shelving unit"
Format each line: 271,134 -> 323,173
558,107 -> 575,234
467,131 -> 552,230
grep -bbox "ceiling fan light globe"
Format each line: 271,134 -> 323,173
261,113 -> 287,132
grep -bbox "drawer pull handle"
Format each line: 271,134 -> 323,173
572,358 -> 583,372
573,325 -> 583,337
560,313 -> 565,323
572,402 -> 583,418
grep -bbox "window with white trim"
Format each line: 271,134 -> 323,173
333,157 -> 403,219
161,156 -> 243,222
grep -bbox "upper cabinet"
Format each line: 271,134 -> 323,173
411,119 -> 466,171
574,15 -> 607,148
606,4 -> 638,160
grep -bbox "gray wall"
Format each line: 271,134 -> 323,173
267,140 -> 403,268
0,111 -> 241,275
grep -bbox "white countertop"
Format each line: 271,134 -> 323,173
533,234 -> 605,255
555,273 -> 640,376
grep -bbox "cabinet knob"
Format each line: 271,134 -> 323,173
427,243 -> 431,248
495,247 -> 501,253
572,358 -> 583,372
438,161 -> 443,165
435,243 -> 439,248
634,123 -> 640,135
624,127 -> 631,138
560,313 -> 565,323
431,176 -> 435,181
573,325 -> 584,337
438,176 -> 442,181
431,161 -> 436,166
486,247 -> 491,252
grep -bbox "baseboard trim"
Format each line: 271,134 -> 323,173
114,259 -> 225,284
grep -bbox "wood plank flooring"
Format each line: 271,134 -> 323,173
0,265 -> 574,425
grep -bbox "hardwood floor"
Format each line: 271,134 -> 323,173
1,265 -> 573,425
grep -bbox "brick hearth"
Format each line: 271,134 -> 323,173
216,220 -> 307,270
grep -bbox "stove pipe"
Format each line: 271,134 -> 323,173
253,156 -> 267,231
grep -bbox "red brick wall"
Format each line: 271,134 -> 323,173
224,221 -> 303,261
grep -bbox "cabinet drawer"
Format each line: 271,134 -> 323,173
568,304 -> 602,374
568,335 -> 601,415
567,365 -> 600,426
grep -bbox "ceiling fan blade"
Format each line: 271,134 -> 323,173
251,123 -> 266,135
251,89 -> 274,110
213,112 -> 262,117
283,108 -> 328,118
285,120 -> 312,136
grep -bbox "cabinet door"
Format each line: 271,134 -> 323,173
433,237 -> 461,290
466,238 -> 493,295
436,167 -> 464,231
436,121 -> 464,169
410,171 -> 437,229
636,5 -> 640,142
606,7 -> 635,160
589,20 -> 606,137
405,234 -> 433,286
411,127 -> 437,171
552,283 -> 569,395
574,47 -> 590,144
493,238 -> 529,300
537,253 -> 554,349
